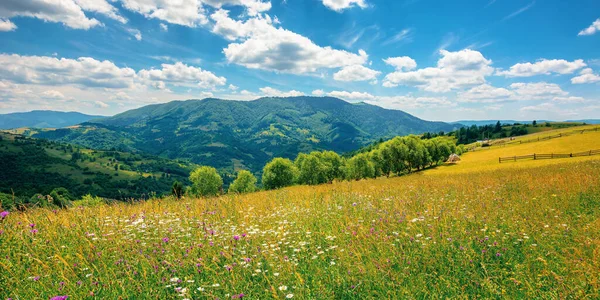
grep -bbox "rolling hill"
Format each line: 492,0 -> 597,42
0,131 -> 194,200
0,110 -> 105,129
32,96 -> 459,173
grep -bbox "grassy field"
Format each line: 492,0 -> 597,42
1,128 -> 600,299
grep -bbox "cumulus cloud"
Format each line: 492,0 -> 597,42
327,90 -> 375,100
0,18 -> 17,31
322,89 -> 455,110
0,54 -> 137,89
41,90 -> 67,100
383,56 -> 417,71
211,9 -> 369,74
259,87 -> 303,97
74,0 -> 127,23
496,59 -> 586,77
0,0 -> 102,29
571,68 -> 600,84
578,18 -> 600,36
458,82 -> 571,103
333,65 -> 380,82
312,89 -> 325,96
119,0 -> 208,27
128,28 -> 142,41
321,0 -> 367,12
383,49 -> 494,92
202,0 -> 271,16
138,62 -> 227,90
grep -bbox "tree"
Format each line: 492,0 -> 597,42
296,153 -> 327,185
189,166 -> 223,197
172,181 -> 184,199
345,153 -> 375,180
494,121 -> 502,133
262,158 -> 297,190
314,151 -> 344,183
532,120 -> 537,126
229,170 -> 257,194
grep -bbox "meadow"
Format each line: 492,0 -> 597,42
1,129 -> 600,299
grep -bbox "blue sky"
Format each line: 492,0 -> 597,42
0,0 -> 599,121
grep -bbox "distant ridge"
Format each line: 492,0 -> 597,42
0,110 -> 106,129
33,96 -> 460,173
450,120 -> 599,126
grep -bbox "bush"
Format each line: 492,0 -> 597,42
0,192 -> 23,211
189,166 -> 223,197
172,181 -> 184,199
50,187 -> 73,209
229,170 -> 257,194
73,194 -> 105,207
262,158 -> 297,190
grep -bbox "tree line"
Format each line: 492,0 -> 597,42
183,135 -> 461,197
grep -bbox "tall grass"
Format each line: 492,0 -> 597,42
1,158 -> 599,299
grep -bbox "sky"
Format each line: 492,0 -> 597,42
0,0 -> 599,122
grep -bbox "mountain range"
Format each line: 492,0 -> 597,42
0,110 -> 104,129
28,96 -> 459,174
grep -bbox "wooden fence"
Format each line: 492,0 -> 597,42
467,126 -> 600,152
499,149 -> 600,163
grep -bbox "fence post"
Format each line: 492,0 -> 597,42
570,153 -> 572,157
590,150 -> 593,156
551,153 -> 554,159
514,156 -> 516,162
499,157 -> 501,164
534,153 -> 536,160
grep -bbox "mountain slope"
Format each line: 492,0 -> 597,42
0,132 -> 194,199
33,97 -> 459,173
0,110 -> 105,129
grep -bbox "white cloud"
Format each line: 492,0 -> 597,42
202,0 -> 271,16
95,100 -> 109,108
119,0 -> 208,27
138,62 -> 227,90
128,28 -> 142,41
381,29 -> 413,46
160,23 -> 168,31
552,96 -> 585,103
458,82 -> 571,103
0,18 -> 17,31
578,18 -> 600,36
228,84 -> 238,90
321,0 -> 367,12
110,91 -> 133,101
41,90 -> 67,100
333,65 -> 380,81
0,0 -> 102,29
74,0 -> 127,23
327,90 -> 375,101
571,68 -> 600,84
312,89 -> 325,96
0,54 -> 137,89
383,56 -> 417,71
383,49 -> 493,92
259,87 -> 303,97
212,9 -> 369,74
497,59 -> 586,77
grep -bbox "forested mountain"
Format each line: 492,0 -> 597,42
32,97 -> 459,173
0,132 -> 194,200
0,110 -> 104,129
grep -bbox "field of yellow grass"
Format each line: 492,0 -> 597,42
1,127 -> 600,299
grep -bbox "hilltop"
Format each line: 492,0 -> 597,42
31,97 -> 458,173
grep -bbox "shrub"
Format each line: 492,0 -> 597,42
172,181 -> 184,199
262,158 -> 297,190
49,187 -> 73,209
189,166 -> 223,197
229,170 -> 257,194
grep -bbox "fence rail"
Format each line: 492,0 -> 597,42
499,149 -> 600,163
467,126 -> 600,152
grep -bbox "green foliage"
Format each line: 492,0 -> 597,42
228,170 -> 257,194
0,192 -> 22,211
73,194 -> 105,207
189,166 -> 223,197
296,153 -> 327,185
172,181 -> 184,199
262,158 -> 297,190
49,187 -> 73,209
345,153 -> 375,180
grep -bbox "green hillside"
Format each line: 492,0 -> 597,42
31,96 -> 458,173
0,132 -> 194,200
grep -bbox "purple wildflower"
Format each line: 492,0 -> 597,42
50,296 -> 68,300
29,223 -> 36,228
233,235 -> 240,241
162,237 -> 169,243
30,229 -> 38,234
0,211 -> 8,219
